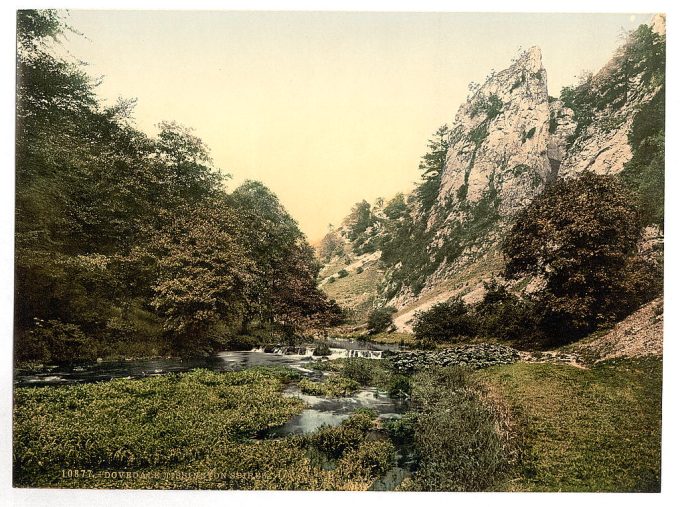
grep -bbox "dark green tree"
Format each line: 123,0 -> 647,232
416,125 -> 450,213
412,298 -> 475,343
503,173 -> 650,342
366,307 -> 397,335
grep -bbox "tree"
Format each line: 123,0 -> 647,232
412,298 -> 475,343
344,200 -> 375,241
318,229 -> 344,262
503,173 -> 646,341
150,202 -> 256,348
416,125 -> 450,213
367,307 -> 397,335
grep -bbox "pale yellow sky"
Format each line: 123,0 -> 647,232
57,11 -> 652,242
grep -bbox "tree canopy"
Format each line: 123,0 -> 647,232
15,10 -> 340,361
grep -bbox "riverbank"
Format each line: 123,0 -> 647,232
12,343 -> 663,491
13,368 -> 396,490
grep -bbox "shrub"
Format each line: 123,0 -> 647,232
408,367 -> 509,491
342,358 -> 375,385
356,266 -> 364,274
366,306 -> 397,335
298,376 -> 359,397
473,280 -> 539,343
20,319 -> 97,363
337,269 -> 349,279
313,342 -> 332,356
305,410 -> 377,459
412,298 -> 476,343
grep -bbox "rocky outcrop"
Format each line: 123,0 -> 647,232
385,344 -> 521,372
435,47 -> 574,221
559,14 -> 665,178
321,15 -> 665,321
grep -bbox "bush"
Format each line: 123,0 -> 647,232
503,173 -> 646,343
407,367 -> 509,491
412,298 -> 476,343
337,269 -> 349,279
19,319 -> 98,363
366,306 -> 397,335
356,266 -> 364,274
313,342 -> 332,356
472,280 -> 539,342
305,410 -> 377,459
342,358 -> 375,385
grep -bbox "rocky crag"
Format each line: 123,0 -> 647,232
320,15 -> 665,330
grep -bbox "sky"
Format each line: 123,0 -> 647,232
56,10 -> 653,242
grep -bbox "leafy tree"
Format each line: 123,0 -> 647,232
366,307 -> 397,335
383,193 -> 408,219
344,200 -> 375,241
412,298 -> 475,343
416,125 -> 450,213
150,203 -> 256,348
318,229 -> 344,262
503,173 -> 648,342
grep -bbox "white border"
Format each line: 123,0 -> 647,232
1,2 -> 678,507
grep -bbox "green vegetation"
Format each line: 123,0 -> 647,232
620,88 -> 665,228
15,10 -> 341,363
13,368 -> 395,490
521,126 -> 536,143
394,367 -> 511,491
476,359 -> 662,492
503,172 -> 661,343
298,376 -> 360,397
367,332 -> 416,347
560,23 -> 665,147
412,298 -> 475,343
366,306 -> 397,334
415,125 -> 451,213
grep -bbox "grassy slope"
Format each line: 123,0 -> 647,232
475,358 -> 662,492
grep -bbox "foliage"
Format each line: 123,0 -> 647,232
14,369 -> 393,490
15,11 -> 341,361
337,269 -> 349,279
620,89 -> 665,227
404,367 -> 509,491
503,173 -> 648,342
318,230 -> 344,262
383,193 -> 408,219
298,376 -> 360,397
472,280 -> 539,343
366,306 -> 397,334
17,319 -> 97,363
560,23 -> 665,146
476,359 -> 662,492
313,342 -> 332,356
415,125 -> 450,213
412,298 -> 476,343
344,201 -> 376,241
305,410 -> 378,459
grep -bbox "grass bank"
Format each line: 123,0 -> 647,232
475,358 -> 662,492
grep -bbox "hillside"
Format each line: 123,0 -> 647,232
320,14 -> 665,333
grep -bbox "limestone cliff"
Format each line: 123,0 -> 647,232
319,15 -> 665,330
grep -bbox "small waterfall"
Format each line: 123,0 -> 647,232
252,346 -> 383,360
